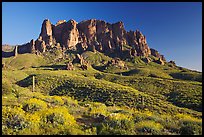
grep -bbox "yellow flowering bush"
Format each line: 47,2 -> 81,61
39,106 -> 76,126
22,98 -> 47,113
89,102 -> 108,116
50,96 -> 64,106
143,109 -> 153,117
36,106 -> 78,134
32,92 -> 47,100
2,106 -> 28,135
175,113 -> 202,123
18,113 -> 41,135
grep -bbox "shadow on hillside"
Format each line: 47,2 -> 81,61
38,64 -> 66,70
169,72 -> 202,82
92,65 -> 106,71
166,91 -> 202,112
16,74 -> 36,87
116,69 -> 140,76
2,51 -> 14,58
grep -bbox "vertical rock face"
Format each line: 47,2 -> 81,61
135,30 -> 150,56
29,39 -> 36,53
40,19 -> 53,45
78,19 -> 97,43
35,37 -> 46,53
112,21 -> 126,44
15,18 -> 165,62
53,20 -> 67,44
126,31 -> 138,47
126,30 -> 150,57
61,19 -> 79,49
40,19 -> 52,37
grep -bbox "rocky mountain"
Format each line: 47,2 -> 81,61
3,19 -> 165,62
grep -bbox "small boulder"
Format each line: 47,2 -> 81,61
108,58 -> 125,69
66,62 -> 75,70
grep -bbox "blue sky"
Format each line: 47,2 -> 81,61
2,2 -> 202,72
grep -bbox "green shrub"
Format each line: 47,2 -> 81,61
97,113 -> 135,135
61,96 -> 78,106
135,120 -> 163,135
88,102 -> 108,117
97,119 -> 135,135
170,72 -> 202,82
180,122 -> 202,135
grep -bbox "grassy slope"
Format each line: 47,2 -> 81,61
2,54 -> 46,70
2,51 -> 202,135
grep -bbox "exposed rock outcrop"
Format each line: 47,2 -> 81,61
108,58 -> 126,69
29,39 -> 36,53
72,54 -> 90,70
155,58 -> 165,65
61,19 -> 79,49
150,48 -> 166,62
73,54 -> 84,65
40,19 -> 53,45
168,60 -> 176,67
8,18 -> 165,64
35,38 -> 46,53
66,62 -> 75,70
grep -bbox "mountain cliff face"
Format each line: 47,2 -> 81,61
6,19 -> 165,61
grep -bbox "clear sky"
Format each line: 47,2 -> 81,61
2,2 -> 202,72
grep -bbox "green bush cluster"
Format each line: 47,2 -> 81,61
180,122 -> 202,135
97,113 -> 135,135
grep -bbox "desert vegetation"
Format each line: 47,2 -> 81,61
2,50 -> 202,135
